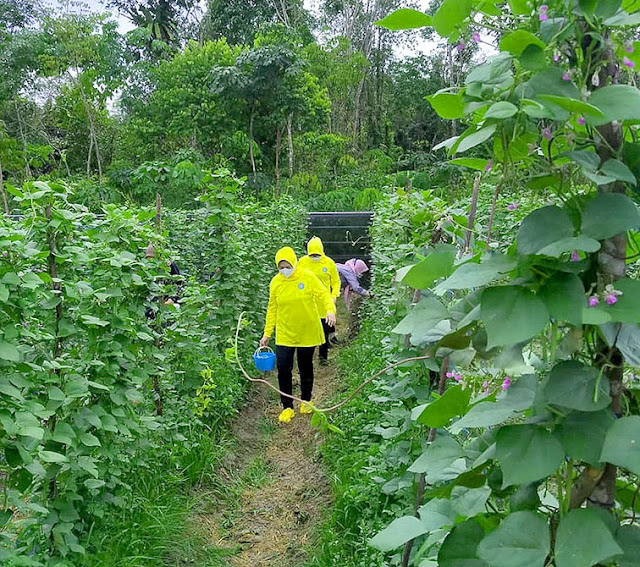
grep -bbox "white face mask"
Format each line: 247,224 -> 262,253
279,267 -> 294,278
311,255 -> 321,262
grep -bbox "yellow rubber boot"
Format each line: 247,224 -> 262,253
278,408 -> 295,423
300,401 -> 314,415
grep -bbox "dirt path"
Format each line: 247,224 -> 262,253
190,353 -> 338,566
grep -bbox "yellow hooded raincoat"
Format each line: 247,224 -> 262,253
298,237 -> 341,316
264,247 -> 336,347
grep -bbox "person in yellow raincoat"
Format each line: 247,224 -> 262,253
260,247 -> 336,423
298,236 -> 340,366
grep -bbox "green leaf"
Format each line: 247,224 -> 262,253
450,485 -> 491,518
39,450 -> 68,463
450,375 -> 537,433
448,158 -> 489,171
427,91 -> 465,119
0,342 -> 20,362
600,159 -> 637,185
517,206 -> 574,256
433,0 -> 473,38
401,245 -> 456,289
79,433 -> 101,447
392,298 -> 450,345
519,44 -> 547,71
507,0 -> 529,14
495,425 -> 564,487
484,101 -> 518,119
527,68 -> 580,100
414,385 -> 471,428
499,30 -> 545,56
435,254 -> 516,292
617,525 -> 640,567
480,286 -> 549,349
0,284 -> 8,302
81,315 -> 109,327
540,273 -> 585,326
564,150 -> 600,171
544,361 -> 611,412
604,9 -> 640,25
477,511 -> 550,567
557,410 -> 615,466
555,509 -> 623,567
369,516 -> 429,551
375,8 -> 433,29
417,498 -> 457,532
588,85 -> 640,126
408,436 -> 467,483
536,235 -> 600,257
538,94 -> 605,117
438,520 -> 488,567
456,125 -> 497,154
52,423 -> 76,446
84,479 -> 106,490
582,193 -> 640,240
601,416 -> 640,475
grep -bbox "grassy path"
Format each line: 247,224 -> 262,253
188,351 -> 339,566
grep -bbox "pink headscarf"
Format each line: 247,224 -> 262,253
342,258 -> 369,308
346,258 -> 369,277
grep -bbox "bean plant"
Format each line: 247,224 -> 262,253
368,1 -> 640,566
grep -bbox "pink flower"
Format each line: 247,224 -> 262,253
502,377 -> 512,391
570,250 -> 580,262
542,127 -> 552,140
507,202 -> 519,211
539,4 -> 548,12
605,293 -> 619,305
625,42 -> 635,54
484,160 -> 493,172
553,53 -> 560,62
588,295 -> 599,307
539,12 -> 548,21
577,116 -> 586,125
623,56 -> 636,69
454,373 -> 462,382
446,371 -> 455,378
562,71 -> 571,81
482,381 -> 489,389
456,41 -> 465,52
472,32 -> 481,43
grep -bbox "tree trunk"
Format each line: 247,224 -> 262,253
275,126 -> 282,188
0,155 -> 8,215
287,113 -> 294,179
449,46 -> 457,137
249,106 -> 256,174
14,100 -> 32,179
86,134 -> 93,179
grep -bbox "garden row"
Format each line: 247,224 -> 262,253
0,172 -> 306,566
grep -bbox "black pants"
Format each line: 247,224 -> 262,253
319,319 -> 334,361
276,346 -> 315,409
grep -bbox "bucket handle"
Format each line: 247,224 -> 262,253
254,346 -> 275,356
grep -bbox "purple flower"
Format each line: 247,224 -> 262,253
625,42 -> 635,54
507,202 -> 519,211
570,250 -> 580,262
588,295 -> 599,307
484,160 -> 493,172
446,371 -> 455,378
454,373 -> 463,382
605,293 -> 619,305
623,56 -> 636,69
482,381 -> 489,389
472,32 -> 481,43
553,52 -> 560,62
502,377 -> 512,391
539,12 -> 548,21
539,4 -> 548,12
577,116 -> 586,126
456,41 -> 465,52
542,127 -> 553,140
562,71 -> 571,81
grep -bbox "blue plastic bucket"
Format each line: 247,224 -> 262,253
253,347 -> 276,372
